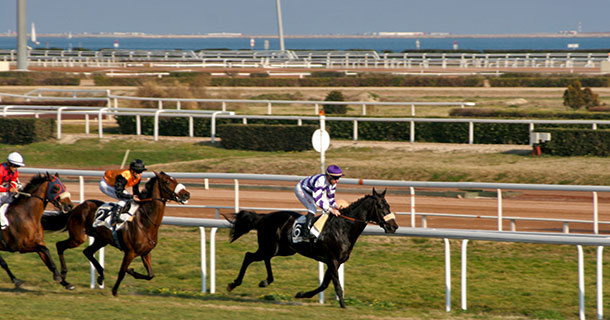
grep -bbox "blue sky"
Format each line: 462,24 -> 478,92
1,0 -> 609,35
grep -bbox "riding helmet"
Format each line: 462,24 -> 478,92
7,152 -> 25,167
129,159 -> 147,173
326,165 -> 344,177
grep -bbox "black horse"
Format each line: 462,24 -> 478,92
226,188 -> 398,308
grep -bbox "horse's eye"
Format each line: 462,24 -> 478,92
52,185 -> 60,192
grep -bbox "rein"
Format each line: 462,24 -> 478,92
338,213 -> 367,224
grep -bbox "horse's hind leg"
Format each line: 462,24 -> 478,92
126,253 -> 154,280
258,258 -> 274,288
227,250 -> 268,292
83,239 -> 106,287
0,253 -> 23,288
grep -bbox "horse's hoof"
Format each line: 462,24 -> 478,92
258,280 -> 269,288
295,291 -> 305,298
112,290 -> 118,297
61,280 -> 75,290
13,279 -> 24,288
226,283 -> 234,292
97,276 -> 104,286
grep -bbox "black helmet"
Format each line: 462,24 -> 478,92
129,159 -> 147,173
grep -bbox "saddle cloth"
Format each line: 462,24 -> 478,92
92,202 -> 139,230
291,213 -> 329,244
0,203 -> 8,230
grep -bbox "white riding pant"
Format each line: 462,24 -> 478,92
99,179 -> 130,207
294,183 -> 318,215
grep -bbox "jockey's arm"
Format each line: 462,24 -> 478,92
114,175 -> 133,200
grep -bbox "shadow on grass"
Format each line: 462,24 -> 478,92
137,289 -> 305,306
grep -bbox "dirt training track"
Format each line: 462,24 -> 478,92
40,175 -> 610,236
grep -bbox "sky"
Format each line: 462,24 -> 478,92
1,0 -> 609,36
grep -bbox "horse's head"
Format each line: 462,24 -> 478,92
368,188 -> 398,234
45,173 -> 74,214
153,171 -> 190,204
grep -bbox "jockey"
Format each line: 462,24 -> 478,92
0,152 -> 24,206
99,159 -> 146,223
294,164 -> 345,238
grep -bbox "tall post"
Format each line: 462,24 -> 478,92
17,0 -> 28,70
275,0 -> 285,51
319,111 -> 325,174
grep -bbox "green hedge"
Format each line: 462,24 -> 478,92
115,115 -> 533,145
0,118 -> 54,144
217,124 -> 316,151
538,128 -> 610,156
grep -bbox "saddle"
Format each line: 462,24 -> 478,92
92,201 -> 139,230
291,213 -> 329,244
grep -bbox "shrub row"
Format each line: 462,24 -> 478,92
538,128 -> 610,156
217,124 -> 316,151
0,72 -> 80,86
115,115 -> 532,145
0,118 -> 54,144
92,74 -> 610,87
450,108 -> 610,120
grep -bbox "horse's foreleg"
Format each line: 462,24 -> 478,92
0,252 -> 23,288
295,267 -> 333,299
227,251 -> 264,292
112,251 -> 136,296
55,237 -> 84,289
36,244 -> 73,289
56,226 -> 88,284
83,240 -> 106,287
126,253 -> 154,280
258,258 -> 274,288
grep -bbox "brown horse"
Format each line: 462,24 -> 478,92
0,172 -> 74,289
42,171 -> 190,296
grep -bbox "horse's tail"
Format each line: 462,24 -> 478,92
41,210 -> 70,231
224,210 -> 263,243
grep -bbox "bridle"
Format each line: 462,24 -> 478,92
140,175 -> 188,204
22,175 -> 71,210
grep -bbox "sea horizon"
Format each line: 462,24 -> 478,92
1,33 -> 609,52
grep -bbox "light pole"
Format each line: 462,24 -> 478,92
275,0 -> 285,51
17,0 -> 27,70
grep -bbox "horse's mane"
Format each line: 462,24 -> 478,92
139,175 -> 159,199
340,194 -> 372,216
22,174 -> 49,194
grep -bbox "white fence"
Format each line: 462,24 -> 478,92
1,49 -> 609,70
22,167 -> 610,319
3,101 -> 610,146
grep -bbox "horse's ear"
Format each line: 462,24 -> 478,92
381,188 -> 387,197
372,187 -> 378,196
45,171 -> 50,179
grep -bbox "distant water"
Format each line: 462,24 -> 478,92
0,36 -> 609,52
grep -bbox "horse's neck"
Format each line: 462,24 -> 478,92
20,182 -> 48,218
145,179 -> 166,227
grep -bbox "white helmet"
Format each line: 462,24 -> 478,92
7,152 -> 24,167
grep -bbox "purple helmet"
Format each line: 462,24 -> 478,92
326,165 -> 344,178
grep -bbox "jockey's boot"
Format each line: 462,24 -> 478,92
111,204 -> 125,226
301,212 -> 314,238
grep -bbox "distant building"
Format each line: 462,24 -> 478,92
378,32 -> 425,36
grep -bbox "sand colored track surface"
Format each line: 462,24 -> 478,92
34,174 -> 610,236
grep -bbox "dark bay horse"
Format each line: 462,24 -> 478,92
0,172 -> 74,289
226,188 -> 398,308
42,171 -> 190,296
